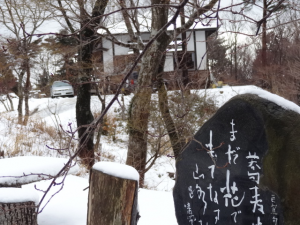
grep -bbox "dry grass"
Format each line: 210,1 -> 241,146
0,114 -> 76,159
29,120 -> 57,139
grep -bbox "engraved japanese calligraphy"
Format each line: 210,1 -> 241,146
173,95 -> 286,225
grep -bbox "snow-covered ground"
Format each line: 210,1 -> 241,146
0,85 -> 298,225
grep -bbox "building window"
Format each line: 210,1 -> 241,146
174,52 -> 196,70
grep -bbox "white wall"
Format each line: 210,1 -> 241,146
102,38 -> 114,73
195,30 -> 207,70
114,34 -> 130,55
140,33 -> 151,41
186,31 -> 194,51
164,52 -> 174,72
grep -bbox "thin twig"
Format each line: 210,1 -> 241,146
192,138 -> 228,168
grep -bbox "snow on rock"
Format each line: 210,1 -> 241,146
207,85 -> 300,113
93,162 -> 139,181
0,156 -> 79,186
0,188 -> 39,204
241,87 -> 300,114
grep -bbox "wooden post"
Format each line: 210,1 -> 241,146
0,188 -> 38,225
87,162 -> 139,225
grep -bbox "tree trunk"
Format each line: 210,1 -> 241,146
126,0 -> 170,187
262,0 -> 267,67
6,94 -> 14,111
87,167 -> 139,225
76,0 -> 108,169
76,78 -> 95,169
23,93 -> 29,125
126,0 -> 218,185
94,96 -> 105,158
17,96 -> 23,124
157,60 -> 184,159
23,59 -> 31,125
127,90 -> 151,187
234,35 -> 238,81
0,201 -> 37,225
17,70 -> 25,124
76,24 -> 95,169
180,5 -> 190,94
0,100 -> 9,112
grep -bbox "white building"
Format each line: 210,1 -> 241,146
101,27 -> 217,76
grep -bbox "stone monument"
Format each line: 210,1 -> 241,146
173,94 -> 300,225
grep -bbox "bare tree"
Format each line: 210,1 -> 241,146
98,0 -> 290,186
0,0 -> 51,124
52,0 -> 109,169
243,0 -> 288,67
0,50 -> 16,111
111,0 -> 220,186
207,34 -> 231,81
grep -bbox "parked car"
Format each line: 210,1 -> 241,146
50,80 -> 74,98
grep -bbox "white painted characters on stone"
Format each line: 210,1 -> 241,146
246,152 -> 260,160
193,164 -> 205,180
207,183 -> 219,204
185,202 -> 196,225
188,215 -> 196,225
272,216 -> 278,225
214,209 -> 220,224
188,186 -> 195,199
230,119 -> 237,141
246,152 -> 261,171
231,211 -> 241,223
271,194 -> 278,225
249,186 -> 265,214
247,172 -> 260,184
248,160 -> 261,170
226,145 -> 239,164
195,184 -> 207,215
220,170 -> 245,207
205,130 -> 217,158
252,216 -> 262,225
208,165 -> 215,179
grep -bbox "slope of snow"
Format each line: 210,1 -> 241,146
23,175 -> 89,225
23,175 -> 177,225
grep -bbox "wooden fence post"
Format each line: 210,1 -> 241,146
0,188 -> 38,225
87,162 -> 139,225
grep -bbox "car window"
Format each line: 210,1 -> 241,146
52,81 -> 72,87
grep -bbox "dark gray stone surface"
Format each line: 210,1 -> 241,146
173,94 -> 300,225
